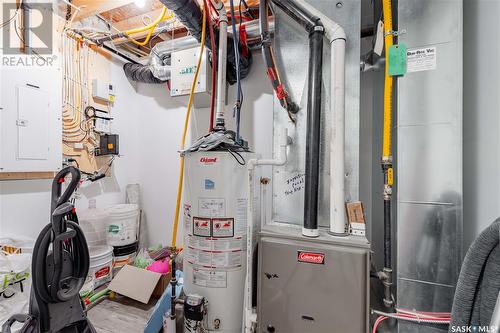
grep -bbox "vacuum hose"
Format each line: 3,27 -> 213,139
32,167 -> 89,305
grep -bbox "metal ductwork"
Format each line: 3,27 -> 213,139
124,0 -> 253,84
265,0 -> 325,237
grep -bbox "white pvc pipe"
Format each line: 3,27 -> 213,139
296,1 -> 347,235
212,0 -> 228,124
243,128 -> 288,333
330,39 -> 346,234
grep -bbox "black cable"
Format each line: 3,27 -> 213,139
226,147 -> 246,166
0,1 -> 22,28
67,158 -> 80,168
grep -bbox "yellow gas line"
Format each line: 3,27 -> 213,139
170,6 -> 207,249
126,7 -> 174,47
382,0 -> 394,164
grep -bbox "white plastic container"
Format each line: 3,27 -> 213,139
79,208 -> 109,247
89,246 -> 113,289
106,204 -> 139,246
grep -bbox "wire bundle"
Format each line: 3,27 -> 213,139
229,0 -> 243,143
372,309 -> 451,333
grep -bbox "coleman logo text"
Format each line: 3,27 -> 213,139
297,251 -> 325,264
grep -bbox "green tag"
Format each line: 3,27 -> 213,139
388,44 -> 407,76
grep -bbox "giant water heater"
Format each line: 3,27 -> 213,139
183,151 -> 258,332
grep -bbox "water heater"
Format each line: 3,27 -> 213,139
183,151 -> 258,332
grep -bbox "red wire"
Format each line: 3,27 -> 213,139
372,316 -> 388,333
204,0 -> 217,132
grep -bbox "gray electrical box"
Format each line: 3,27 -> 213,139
258,228 -> 370,333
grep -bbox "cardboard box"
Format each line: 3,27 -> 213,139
152,271 -> 172,298
108,265 -> 171,304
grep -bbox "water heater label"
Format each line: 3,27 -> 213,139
199,198 -> 225,217
297,251 -> 325,265
193,217 -> 211,237
193,269 -> 227,288
407,46 -> 437,73
212,218 -> 234,238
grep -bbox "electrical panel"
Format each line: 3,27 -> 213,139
0,67 -> 62,173
170,46 -> 211,108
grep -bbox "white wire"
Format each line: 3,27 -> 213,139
372,310 -> 450,325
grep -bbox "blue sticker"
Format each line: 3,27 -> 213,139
204,179 -> 215,190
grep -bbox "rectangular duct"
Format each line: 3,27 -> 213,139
396,1 -> 463,332
271,0 -> 361,226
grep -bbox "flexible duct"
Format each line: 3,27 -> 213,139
125,0 -> 253,84
123,63 -> 165,84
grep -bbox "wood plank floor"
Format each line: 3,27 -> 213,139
87,296 -> 155,333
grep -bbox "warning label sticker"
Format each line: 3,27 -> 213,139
407,46 -> 437,73
193,269 -> 227,288
187,235 -> 243,252
193,217 -> 211,237
211,251 -> 242,268
187,248 -> 242,269
183,204 -> 192,232
212,237 -> 243,251
212,218 -> 234,238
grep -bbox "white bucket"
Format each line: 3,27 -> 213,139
106,204 -> 139,247
112,252 -> 136,276
89,246 -> 113,289
79,208 -> 109,247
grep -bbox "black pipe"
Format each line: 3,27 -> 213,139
101,43 -> 141,65
303,29 -> 323,233
170,252 -> 177,321
267,0 -> 324,235
384,198 -> 391,269
382,168 -> 394,307
270,0 -> 321,33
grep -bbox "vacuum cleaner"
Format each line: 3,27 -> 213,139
2,166 -> 96,333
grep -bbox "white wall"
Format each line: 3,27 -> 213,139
463,0 -> 500,248
0,54 -> 274,247
0,60 -> 143,239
